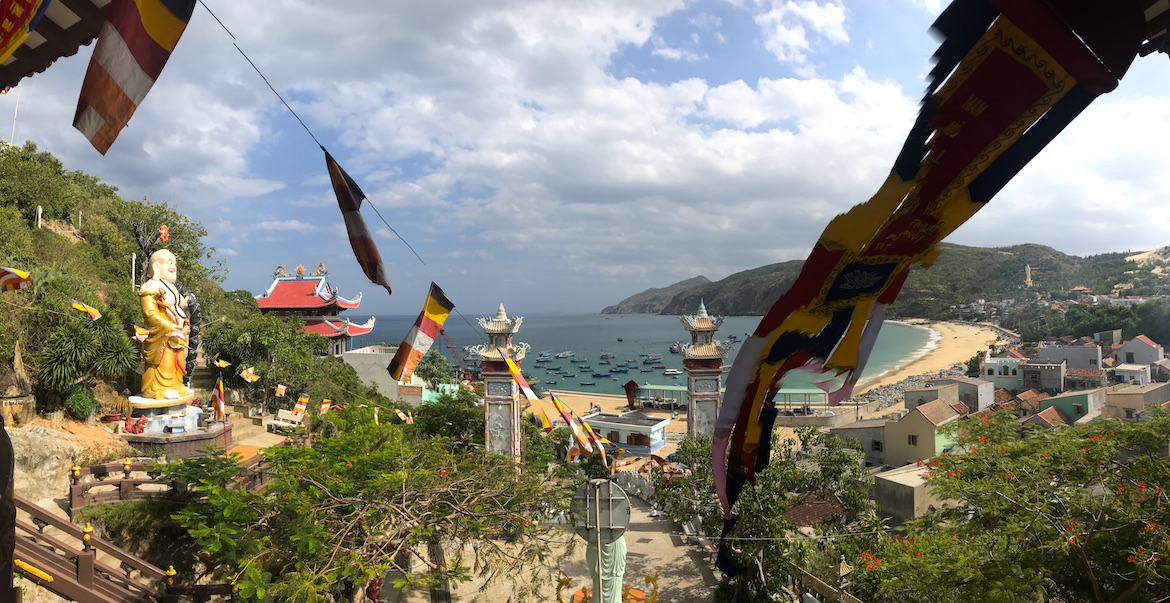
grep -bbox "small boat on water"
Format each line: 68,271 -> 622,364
556,350 -> 575,358
545,380 -> 558,385
617,338 -> 623,342
592,372 -> 610,378
642,355 -> 663,364
668,344 -> 679,354
599,360 -> 611,365
600,352 -> 614,359
652,364 -> 666,369
663,368 -> 682,376
609,367 -> 629,373
640,368 -> 654,372
578,365 -> 593,371
546,365 -> 563,371
580,381 -> 597,386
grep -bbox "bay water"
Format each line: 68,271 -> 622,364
354,314 -> 935,397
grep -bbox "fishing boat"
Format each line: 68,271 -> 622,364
580,381 -> 597,386
642,355 -> 663,364
556,350 -> 575,358
600,352 -> 614,359
663,368 -> 682,376
578,365 -> 592,371
546,365 -> 562,371
592,372 -> 610,378
545,380 -> 558,385
668,344 -> 680,354
609,367 -> 629,373
599,360 -> 611,365
617,338 -> 623,342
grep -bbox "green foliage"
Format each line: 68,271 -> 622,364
163,410 -> 572,601
36,313 -> 139,397
63,386 -> 97,420
412,387 -> 484,450
414,349 -> 453,389
522,413 -> 559,470
75,500 -> 200,581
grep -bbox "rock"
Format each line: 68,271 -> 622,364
14,575 -> 70,603
9,425 -> 83,501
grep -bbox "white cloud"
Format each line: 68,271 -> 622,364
909,0 -> 943,14
754,1 -> 849,65
254,220 -> 316,232
219,247 -> 239,257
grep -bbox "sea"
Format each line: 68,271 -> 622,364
353,314 -> 938,397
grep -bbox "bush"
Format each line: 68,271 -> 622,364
64,387 -> 96,420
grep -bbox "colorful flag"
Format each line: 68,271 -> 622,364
386,282 -> 454,382
276,384 -> 286,397
212,354 -> 231,368
210,373 -> 225,421
324,148 -> 393,298
407,410 -> 414,425
320,398 -> 331,415
73,0 -> 197,154
239,366 -> 259,383
549,393 -> 592,454
132,325 -> 149,343
293,394 -> 308,416
395,408 -> 408,422
0,266 -> 31,292
373,406 -> 379,425
0,0 -> 52,65
500,349 -> 552,432
581,419 -> 607,466
71,299 -> 101,321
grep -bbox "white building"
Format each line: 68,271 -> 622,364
581,411 -> 670,455
1116,335 -> 1164,366
979,352 -> 1025,391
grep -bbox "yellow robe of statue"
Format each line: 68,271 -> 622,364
139,286 -> 189,399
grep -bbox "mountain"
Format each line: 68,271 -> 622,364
602,243 -> 1158,317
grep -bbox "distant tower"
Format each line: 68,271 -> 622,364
678,300 -> 732,437
469,304 -> 529,460
1025,264 -> 1033,288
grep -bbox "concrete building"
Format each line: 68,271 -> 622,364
884,399 -> 960,468
1151,359 -> 1170,382
678,300 -> 731,437
1035,342 -> 1103,370
1116,335 -> 1164,366
580,411 -> 670,454
980,353 -> 1025,391
254,265 -> 375,356
1065,368 -> 1107,391
904,383 -> 959,412
1039,388 -> 1106,423
924,376 -> 994,411
1094,329 -> 1123,346
1021,360 -> 1066,395
1104,383 -> 1170,421
1115,363 -> 1152,386
828,418 -> 889,467
873,464 -> 946,527
343,345 -> 424,406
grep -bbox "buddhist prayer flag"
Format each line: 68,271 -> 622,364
395,408 -> 408,422
132,325 -> 149,343
550,393 -> 592,454
0,0 -> 52,65
500,349 -> 552,432
293,394 -> 308,416
0,266 -> 31,292
73,0 -> 197,154
324,148 -> 393,298
373,406 -> 379,425
71,299 -> 101,321
212,354 -> 231,368
320,398 -> 331,415
712,0 -> 1148,575
581,419 -> 607,466
276,384 -> 286,397
239,366 -> 259,383
386,282 -> 454,382
407,410 -> 414,425
210,373 -> 225,421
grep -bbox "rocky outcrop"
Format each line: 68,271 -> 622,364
9,425 -> 83,502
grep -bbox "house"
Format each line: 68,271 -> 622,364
980,352 -> 1026,391
1065,368 -> 1107,391
1039,388 -> 1106,423
924,376 -> 995,411
873,464 -> 946,527
1035,341 -> 1103,370
884,399 -> 961,468
1094,329 -> 1123,346
1020,360 -> 1066,395
1151,359 -> 1170,382
1013,389 -> 1050,417
783,493 -> 846,528
828,418 -> 888,467
1114,363 -> 1152,386
343,345 -> 424,406
904,383 -> 959,412
1020,406 -> 1070,430
579,411 -> 670,454
1104,383 -> 1170,421
1115,335 -> 1164,365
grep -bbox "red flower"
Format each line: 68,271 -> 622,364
917,458 -> 923,468
916,551 -> 923,558
440,469 -> 449,476
1128,555 -> 1136,563
1139,547 -> 1145,554
346,461 -> 353,468
1040,451 -> 1047,459
1118,487 -> 1124,494
1145,522 -> 1157,532
1140,481 -> 1147,491
1110,430 -> 1115,436
1068,536 -> 1076,545
158,224 -> 169,242
1067,521 -> 1076,531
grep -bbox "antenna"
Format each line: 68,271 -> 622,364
8,84 -> 21,144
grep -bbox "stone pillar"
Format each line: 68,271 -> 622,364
685,357 -> 722,437
483,359 -> 522,459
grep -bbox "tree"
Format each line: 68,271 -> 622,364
414,349 -> 453,390
411,387 -> 484,451
849,410 -> 1170,603
164,408 -> 572,602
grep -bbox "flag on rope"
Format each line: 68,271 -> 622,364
239,366 -> 259,383
386,282 -> 454,382
0,266 -> 31,292
73,0 -> 197,154
407,410 -> 414,425
0,0 -> 52,65
210,373 -> 225,421
395,408 -> 408,422
373,406 -> 379,425
320,398 -> 331,415
500,349 -> 553,432
276,384 -> 286,397
323,148 -> 393,298
70,299 -> 101,321
212,354 -> 231,368
712,0 -> 1147,576
549,393 -> 592,454
293,394 -> 308,416
132,325 -> 149,343
581,419 -> 607,466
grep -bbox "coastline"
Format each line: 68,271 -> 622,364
856,320 -> 1005,395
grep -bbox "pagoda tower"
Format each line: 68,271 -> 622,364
254,263 -> 374,355
678,300 -> 731,437
467,304 -> 529,459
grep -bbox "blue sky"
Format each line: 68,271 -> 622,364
4,0 -> 1170,317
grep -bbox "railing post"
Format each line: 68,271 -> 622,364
77,551 -> 94,589
120,478 -> 135,501
71,464 -> 80,485
123,457 -> 132,479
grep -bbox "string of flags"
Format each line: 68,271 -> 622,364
320,399 -> 331,415
293,393 -> 309,417
500,350 -> 553,432
239,367 -> 259,383
212,354 -> 232,368
210,373 -> 226,421
276,384 -> 287,397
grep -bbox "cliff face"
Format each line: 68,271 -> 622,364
601,243 -> 1154,317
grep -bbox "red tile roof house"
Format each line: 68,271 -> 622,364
255,266 -> 375,356
1020,406 -> 1071,429
1065,368 -> 1106,391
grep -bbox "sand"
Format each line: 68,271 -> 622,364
856,320 -> 1004,394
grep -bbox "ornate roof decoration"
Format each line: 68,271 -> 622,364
681,299 -> 723,332
274,265 -> 289,278
478,303 -> 523,334
304,317 -> 376,339
295,263 -> 306,276
680,341 -> 732,359
469,341 -> 532,361
255,276 -> 361,311
312,263 -> 328,276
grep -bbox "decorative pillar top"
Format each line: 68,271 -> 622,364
679,299 -> 730,359
470,303 -> 529,361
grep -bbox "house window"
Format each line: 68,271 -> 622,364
987,368 -> 994,376
1127,352 -> 1135,363
1125,409 -> 1135,419
1001,366 -> 1009,376
908,434 -> 918,446
1012,368 -> 1018,375
1089,359 -> 1097,366
1074,404 -> 1084,416
871,441 -> 883,452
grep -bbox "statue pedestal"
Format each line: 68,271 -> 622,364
128,394 -> 201,434
129,393 -> 197,416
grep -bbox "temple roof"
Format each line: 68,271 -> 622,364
256,276 -> 360,312
303,317 -> 375,339
681,299 -> 723,331
681,342 -> 731,359
0,0 -> 108,92
478,303 -> 522,334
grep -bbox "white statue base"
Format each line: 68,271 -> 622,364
129,392 -> 197,417
127,397 -> 204,433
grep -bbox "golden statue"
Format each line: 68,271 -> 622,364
139,249 -> 193,400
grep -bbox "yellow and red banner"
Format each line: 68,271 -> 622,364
386,282 -> 453,382
0,0 -> 50,66
71,299 -> 101,321
0,266 -> 31,292
500,349 -> 552,432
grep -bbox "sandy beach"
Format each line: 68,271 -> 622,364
856,320 -> 1005,394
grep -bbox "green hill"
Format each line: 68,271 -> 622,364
602,243 -> 1159,318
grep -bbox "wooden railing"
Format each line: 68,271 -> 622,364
784,564 -> 865,603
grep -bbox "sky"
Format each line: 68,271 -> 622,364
3,0 -> 1170,316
